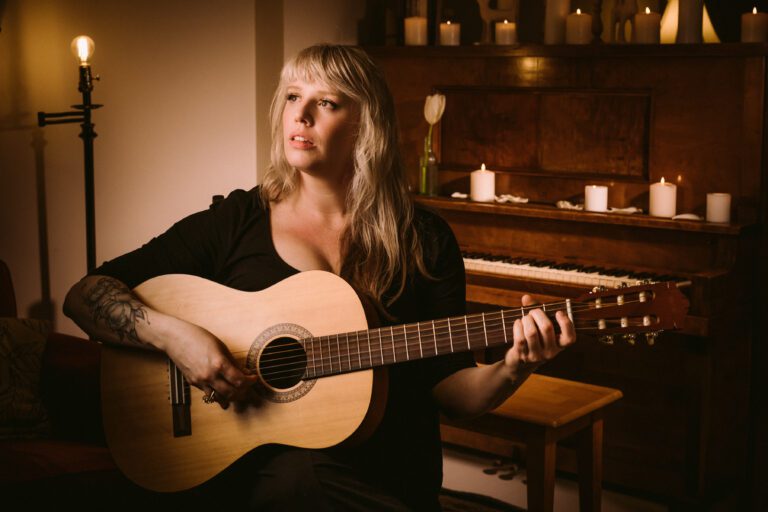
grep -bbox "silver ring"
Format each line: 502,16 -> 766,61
203,390 -> 216,404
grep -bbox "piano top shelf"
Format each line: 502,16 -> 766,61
414,195 -> 753,236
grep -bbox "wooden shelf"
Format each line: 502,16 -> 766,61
414,195 -> 753,235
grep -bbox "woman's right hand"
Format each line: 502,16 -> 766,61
161,318 -> 259,409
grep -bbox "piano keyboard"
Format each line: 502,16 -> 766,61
463,252 -> 681,289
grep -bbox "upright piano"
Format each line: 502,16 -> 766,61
368,44 -> 767,509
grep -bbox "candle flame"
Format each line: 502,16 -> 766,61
576,8 -> 581,15
754,7 -> 758,14
447,20 -> 452,24
677,174 -> 683,183
481,163 -> 486,171
503,19 -> 509,24
660,177 -> 665,184
645,7 -> 650,14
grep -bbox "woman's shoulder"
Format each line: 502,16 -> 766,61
211,185 -> 267,216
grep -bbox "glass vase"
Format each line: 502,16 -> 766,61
419,134 -> 439,196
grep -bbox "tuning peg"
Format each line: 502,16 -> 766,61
645,331 -> 659,346
599,335 -> 615,345
622,333 -> 637,345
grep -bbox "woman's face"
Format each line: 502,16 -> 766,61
282,79 -> 360,180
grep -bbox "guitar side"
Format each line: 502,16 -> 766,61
101,271 -> 378,492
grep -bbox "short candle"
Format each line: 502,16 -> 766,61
495,19 -> 517,44
470,163 -> 496,202
634,7 -> 661,44
742,7 -> 768,43
584,185 -> 608,212
404,16 -> 427,45
440,21 -> 461,45
706,193 -> 731,223
566,8 -> 592,44
649,177 -> 677,218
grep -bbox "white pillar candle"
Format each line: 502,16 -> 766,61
584,185 -> 608,212
544,0 -> 570,44
566,9 -> 592,44
470,163 -> 496,202
706,193 -> 731,223
634,8 -> 662,43
742,8 -> 768,42
439,21 -> 461,45
649,177 -> 677,217
404,16 -> 427,45
495,19 -> 518,44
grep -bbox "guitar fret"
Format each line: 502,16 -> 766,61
432,320 -> 438,355
356,331 -> 362,370
417,322 -> 423,358
390,326 -> 396,363
448,318 -> 454,352
482,312 -> 488,347
346,333 -> 352,371
378,328 -> 384,366
403,325 -> 409,361
465,316 -> 470,350
501,310 -> 508,345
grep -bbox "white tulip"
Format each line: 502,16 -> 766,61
424,93 -> 446,125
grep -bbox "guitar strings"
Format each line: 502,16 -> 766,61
240,298 -> 655,378
239,297 -> 660,380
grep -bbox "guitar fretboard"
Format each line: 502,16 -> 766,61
300,304 -> 572,379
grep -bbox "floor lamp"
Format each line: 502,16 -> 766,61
37,35 -> 102,272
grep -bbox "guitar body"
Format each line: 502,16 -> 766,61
101,271 -> 385,492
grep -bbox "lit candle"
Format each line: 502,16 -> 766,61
706,193 -> 731,223
634,7 -> 661,44
649,177 -> 677,217
439,21 -> 461,45
742,7 -> 768,43
584,185 -> 608,212
495,19 -> 517,44
404,16 -> 427,45
470,163 -> 495,202
566,9 -> 592,44
544,0 -> 570,44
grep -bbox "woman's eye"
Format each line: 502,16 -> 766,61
287,94 -> 299,102
319,99 -> 337,109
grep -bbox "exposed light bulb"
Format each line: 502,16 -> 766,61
70,35 -> 95,65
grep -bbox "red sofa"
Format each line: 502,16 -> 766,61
0,261 -> 175,507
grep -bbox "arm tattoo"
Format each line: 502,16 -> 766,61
84,277 -> 149,345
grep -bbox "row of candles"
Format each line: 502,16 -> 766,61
405,7 -> 768,46
469,166 -> 732,223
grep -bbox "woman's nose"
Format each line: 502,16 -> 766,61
294,102 -> 313,126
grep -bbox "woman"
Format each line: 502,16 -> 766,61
64,45 -> 575,511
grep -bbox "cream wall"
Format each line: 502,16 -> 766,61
0,0 -> 262,335
0,0 -> 366,337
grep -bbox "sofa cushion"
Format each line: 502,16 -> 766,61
0,317 -> 51,440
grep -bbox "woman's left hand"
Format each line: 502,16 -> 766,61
504,294 -> 576,373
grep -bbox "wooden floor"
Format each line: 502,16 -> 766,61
442,445 -> 667,512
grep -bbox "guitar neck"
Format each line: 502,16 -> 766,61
303,300 -> 573,379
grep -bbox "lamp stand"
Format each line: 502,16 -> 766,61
38,64 -> 102,272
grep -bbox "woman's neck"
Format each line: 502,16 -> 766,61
291,172 -> 350,218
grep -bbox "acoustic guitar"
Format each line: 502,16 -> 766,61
100,271 -> 688,492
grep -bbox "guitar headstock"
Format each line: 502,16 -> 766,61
573,282 -> 690,345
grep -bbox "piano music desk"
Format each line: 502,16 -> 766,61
441,374 -> 623,512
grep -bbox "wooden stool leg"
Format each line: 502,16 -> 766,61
526,427 -> 557,512
576,414 -> 604,512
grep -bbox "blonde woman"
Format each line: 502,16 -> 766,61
65,45 -> 575,510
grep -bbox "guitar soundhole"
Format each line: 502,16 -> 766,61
259,337 -> 307,390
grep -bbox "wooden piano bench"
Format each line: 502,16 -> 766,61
441,374 -> 623,512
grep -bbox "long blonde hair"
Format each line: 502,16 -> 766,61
260,45 -> 425,308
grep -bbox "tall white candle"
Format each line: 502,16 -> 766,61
706,193 -> 731,223
440,21 -> 461,45
584,185 -> 608,212
404,16 -> 427,45
742,7 -> 768,42
676,0 -> 703,43
544,0 -> 570,44
634,7 -> 662,43
649,177 -> 677,217
566,9 -> 593,44
495,19 -> 517,44
470,163 -> 496,202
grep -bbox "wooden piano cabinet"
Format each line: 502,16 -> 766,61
368,45 -> 766,509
